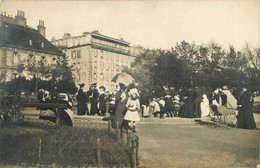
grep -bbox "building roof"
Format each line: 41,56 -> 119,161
91,33 -> 130,46
0,22 -> 63,56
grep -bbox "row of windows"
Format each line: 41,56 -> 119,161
93,49 -> 134,63
27,54 -> 57,64
71,51 -> 81,59
78,72 -> 114,82
69,49 -> 134,64
72,60 -> 128,72
93,73 -> 114,81
29,39 -> 44,48
93,61 -> 127,72
93,39 -> 129,51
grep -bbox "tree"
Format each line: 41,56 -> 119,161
25,55 -> 77,94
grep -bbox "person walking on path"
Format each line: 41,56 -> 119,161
124,88 -> 140,133
76,83 -> 87,115
237,84 -> 257,129
98,86 -> 107,116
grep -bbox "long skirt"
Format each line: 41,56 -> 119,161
113,101 -> 126,129
142,105 -> 150,117
237,107 -> 256,129
182,97 -> 194,118
90,101 -> 99,115
77,101 -> 86,115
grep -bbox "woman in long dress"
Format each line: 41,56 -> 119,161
77,84 -> 87,115
99,86 -> 107,116
182,88 -> 195,118
237,86 -> 256,129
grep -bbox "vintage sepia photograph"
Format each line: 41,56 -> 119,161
0,0 -> 259,167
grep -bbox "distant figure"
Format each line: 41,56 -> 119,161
87,83 -> 99,116
158,98 -> 166,119
108,93 -> 116,116
99,86 -> 107,116
76,83 -> 87,115
124,88 -> 141,132
164,93 -> 174,117
194,86 -> 203,118
201,94 -> 210,117
182,88 -> 195,118
173,95 -> 181,117
237,84 -> 256,129
149,98 -> 161,117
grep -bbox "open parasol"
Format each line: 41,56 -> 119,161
111,72 -> 134,86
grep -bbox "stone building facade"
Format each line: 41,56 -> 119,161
0,10 -> 63,82
51,31 -> 141,91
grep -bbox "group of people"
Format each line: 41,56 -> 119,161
76,83 -> 141,132
76,83 -> 107,116
139,83 -> 257,130
37,80 -> 257,130
142,94 -> 181,119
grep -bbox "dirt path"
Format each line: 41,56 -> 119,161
136,115 -> 260,168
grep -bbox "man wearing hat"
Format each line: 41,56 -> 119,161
76,83 -> 87,115
86,83 -> 99,116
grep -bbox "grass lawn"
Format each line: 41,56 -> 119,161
0,122 -> 131,167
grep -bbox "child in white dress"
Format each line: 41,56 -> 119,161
201,94 -> 210,117
124,88 -> 140,133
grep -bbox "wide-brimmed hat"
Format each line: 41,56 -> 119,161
223,86 -> 228,90
129,88 -> 139,97
79,83 -> 85,87
99,86 -> 106,91
91,83 -> 97,87
174,95 -> 180,101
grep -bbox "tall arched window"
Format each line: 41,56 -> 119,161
29,39 -> 32,46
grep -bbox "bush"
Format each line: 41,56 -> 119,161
0,123 -> 131,167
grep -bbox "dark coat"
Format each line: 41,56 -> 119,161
77,88 -> 87,115
164,96 -> 174,111
237,90 -> 256,129
113,91 -> 127,129
99,93 -> 106,113
182,91 -> 195,118
87,89 -> 99,115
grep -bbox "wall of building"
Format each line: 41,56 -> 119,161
62,45 -> 135,92
52,32 -> 137,92
0,46 -> 58,82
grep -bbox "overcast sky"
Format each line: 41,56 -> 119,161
1,0 -> 259,50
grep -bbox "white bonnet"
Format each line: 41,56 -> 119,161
174,95 -> 180,101
129,88 -> 139,97
202,94 -> 207,99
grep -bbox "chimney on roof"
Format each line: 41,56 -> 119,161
92,30 -> 100,35
15,10 -> 27,27
37,20 -> 46,37
63,33 -> 71,38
